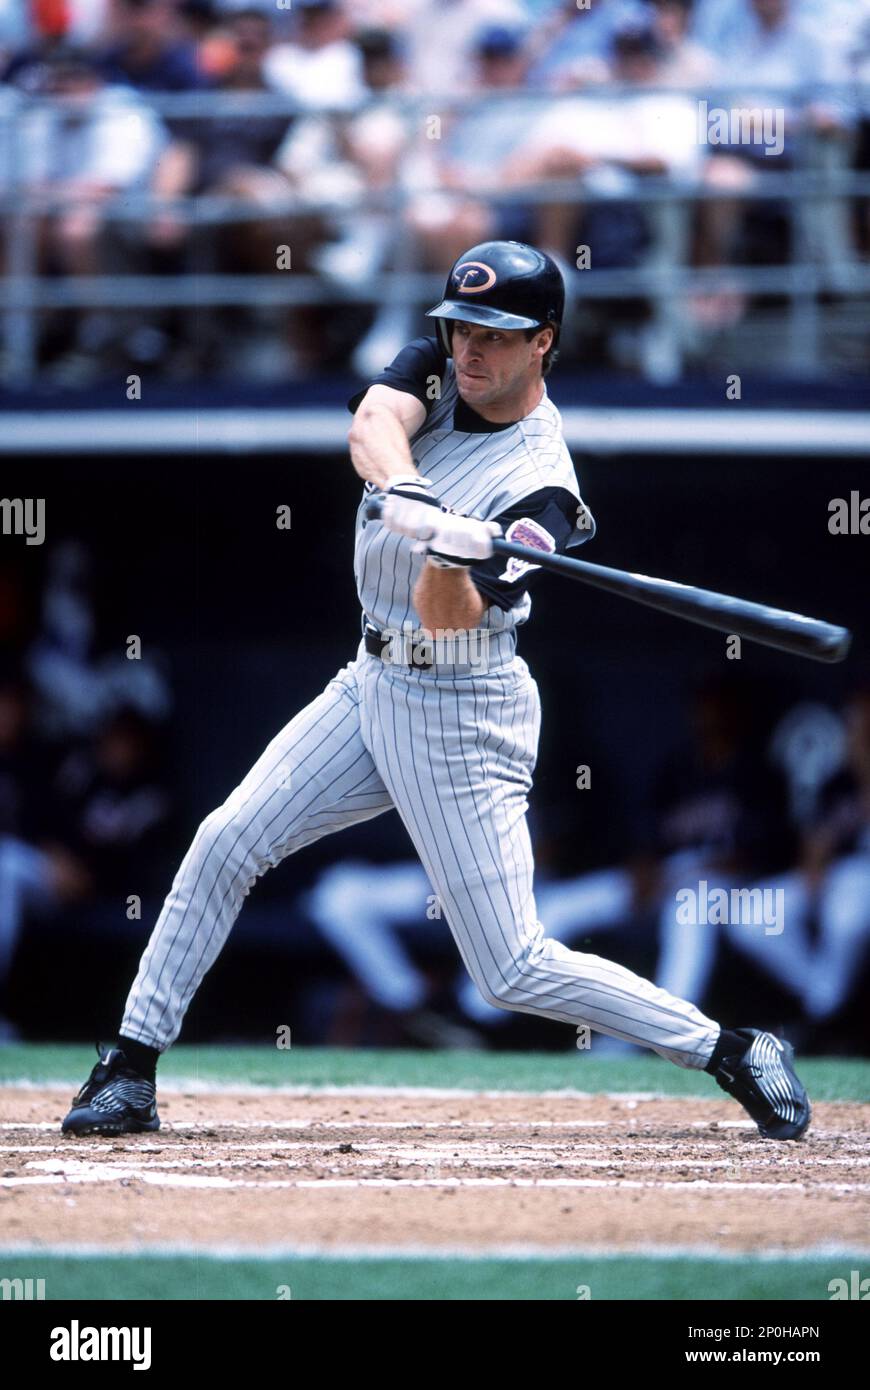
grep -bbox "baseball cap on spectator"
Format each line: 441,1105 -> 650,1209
178,0 -> 217,20
610,19 -> 665,62
474,24 -> 527,61
354,27 -> 400,64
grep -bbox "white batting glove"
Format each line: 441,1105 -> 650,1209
380,491 -> 442,541
420,514 -> 502,568
379,474 -> 444,540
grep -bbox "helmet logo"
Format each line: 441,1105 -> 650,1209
453,261 -> 497,294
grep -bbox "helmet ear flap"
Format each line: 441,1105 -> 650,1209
438,319 -> 453,355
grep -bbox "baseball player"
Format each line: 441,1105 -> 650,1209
62,240 -> 810,1141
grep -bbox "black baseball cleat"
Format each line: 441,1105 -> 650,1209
711,1028 -> 810,1140
61,1044 -> 159,1137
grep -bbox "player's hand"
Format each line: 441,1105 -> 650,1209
380,475 -> 443,540
421,514 -> 502,568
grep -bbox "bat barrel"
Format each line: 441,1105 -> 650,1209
492,539 -> 851,664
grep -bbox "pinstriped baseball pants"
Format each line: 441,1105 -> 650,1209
121,645 -> 720,1068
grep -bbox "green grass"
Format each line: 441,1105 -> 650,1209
0,1044 -> 867,1101
0,1253 -> 852,1301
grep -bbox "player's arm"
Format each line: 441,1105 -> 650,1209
414,561 -> 486,633
348,384 -> 427,490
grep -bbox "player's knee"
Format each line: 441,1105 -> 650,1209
196,795 -> 251,855
477,966 -> 529,1011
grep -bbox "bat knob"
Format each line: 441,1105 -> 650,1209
365,496 -> 384,521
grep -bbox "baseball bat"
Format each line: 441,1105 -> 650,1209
364,497 -> 851,663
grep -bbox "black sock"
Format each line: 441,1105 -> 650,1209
704,1028 -> 747,1075
118,1036 -> 159,1082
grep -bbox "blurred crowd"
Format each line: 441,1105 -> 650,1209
0,0 -> 868,380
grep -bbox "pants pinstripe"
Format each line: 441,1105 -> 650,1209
122,647 -> 719,1068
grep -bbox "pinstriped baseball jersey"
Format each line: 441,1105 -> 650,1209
352,336 -> 595,638
119,333 -> 721,1073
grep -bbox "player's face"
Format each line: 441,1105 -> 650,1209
450,321 -> 552,417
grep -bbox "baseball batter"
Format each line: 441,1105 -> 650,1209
62,241 -> 810,1141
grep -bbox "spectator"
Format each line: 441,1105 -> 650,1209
647,0 -> 716,86
150,3 -> 291,230
100,0 -> 201,92
693,0 -> 856,324
175,1 -> 232,82
148,7 -> 327,372
407,24 -> 537,275
525,0 -> 647,90
402,0 -> 528,95
501,21 -> 700,262
3,47 -> 167,373
277,23 -> 411,373
263,0 -> 365,110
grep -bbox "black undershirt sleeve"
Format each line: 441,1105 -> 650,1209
347,336 -> 448,416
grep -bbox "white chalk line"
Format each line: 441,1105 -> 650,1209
1,1120 -> 860,1143
3,1165 -> 867,1193
0,1119 -> 614,1133
15,1151 -> 870,1174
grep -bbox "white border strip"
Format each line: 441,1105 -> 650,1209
1,408 -> 868,455
0,1241 -> 867,1261
0,1082 -> 677,1100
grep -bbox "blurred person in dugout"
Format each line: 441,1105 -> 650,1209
533,678 -> 870,1033
673,684 -> 870,1033
0,693 -> 174,1040
0,44 -> 166,374
502,678 -> 794,1019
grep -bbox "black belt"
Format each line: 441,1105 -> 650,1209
364,623 -> 432,670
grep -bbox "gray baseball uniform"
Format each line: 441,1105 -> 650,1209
121,337 -> 719,1067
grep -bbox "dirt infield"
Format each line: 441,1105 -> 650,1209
1,1088 -> 868,1254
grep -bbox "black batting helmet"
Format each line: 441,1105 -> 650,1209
426,240 -> 564,356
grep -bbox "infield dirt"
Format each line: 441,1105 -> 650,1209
1,1089 -> 867,1253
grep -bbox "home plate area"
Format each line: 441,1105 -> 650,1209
1,1088 -> 867,1253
